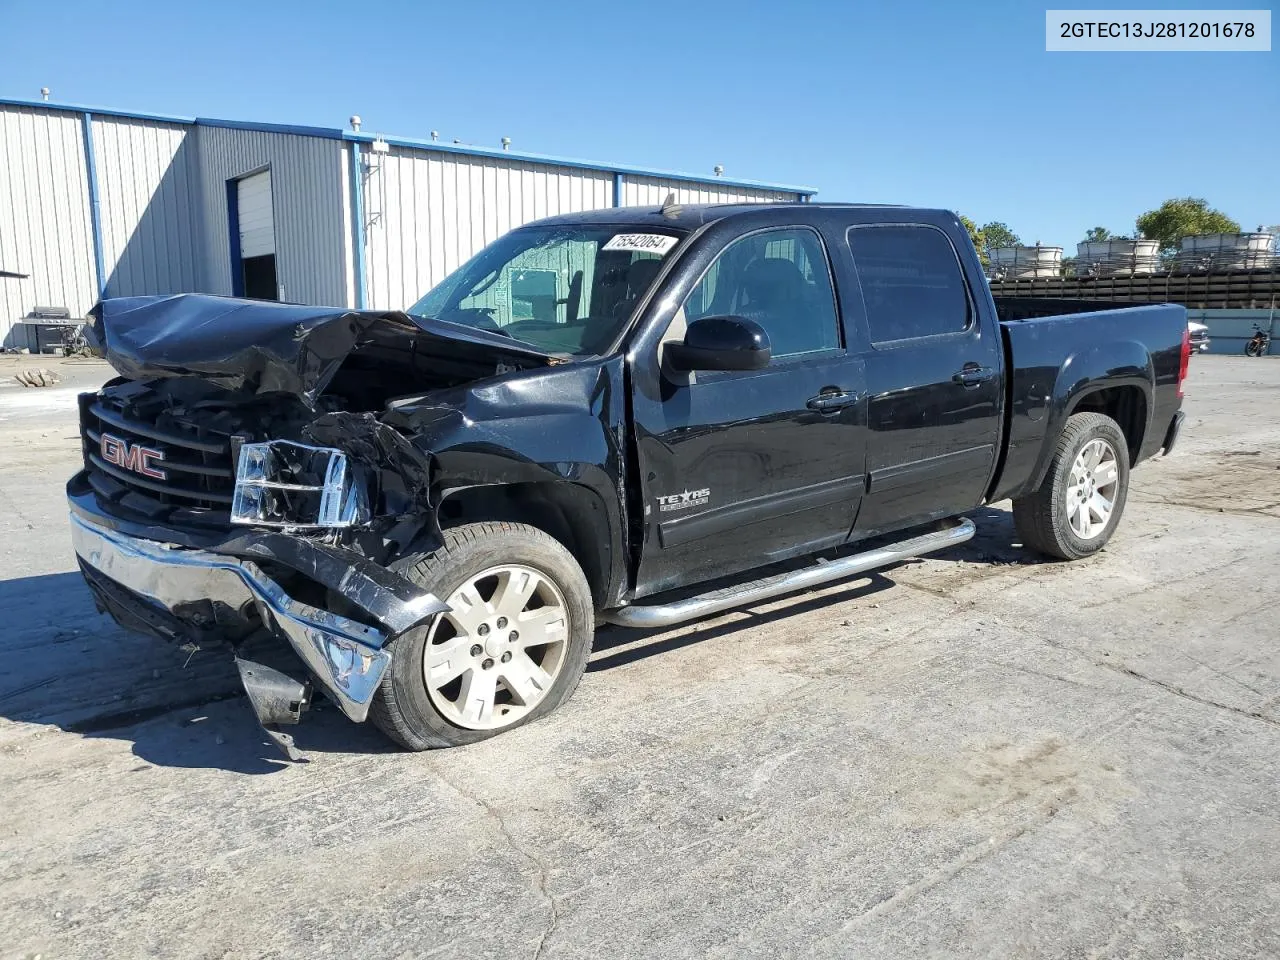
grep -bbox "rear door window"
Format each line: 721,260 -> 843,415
846,225 -> 972,343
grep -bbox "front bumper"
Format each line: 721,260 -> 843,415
70,510 -> 443,723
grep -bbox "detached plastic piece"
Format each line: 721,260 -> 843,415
235,656 -> 311,762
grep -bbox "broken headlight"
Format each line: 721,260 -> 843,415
231,440 -> 370,529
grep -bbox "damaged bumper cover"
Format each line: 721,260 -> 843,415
68,506 -> 446,722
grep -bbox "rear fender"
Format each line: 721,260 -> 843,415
1024,340 -> 1154,494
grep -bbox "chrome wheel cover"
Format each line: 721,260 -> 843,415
1066,438 -> 1119,541
422,564 -> 569,730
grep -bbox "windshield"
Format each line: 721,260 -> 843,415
408,225 -> 686,355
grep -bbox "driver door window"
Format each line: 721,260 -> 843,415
683,227 -> 841,358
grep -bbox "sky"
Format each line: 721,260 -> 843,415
1,0 -> 1275,250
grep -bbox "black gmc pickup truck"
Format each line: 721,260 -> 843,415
69,201 -> 1189,757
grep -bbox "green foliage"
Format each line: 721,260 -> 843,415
979,221 -> 1020,253
1136,198 -> 1240,254
958,214 -> 986,265
958,215 -> 1023,267
1083,227 -> 1111,243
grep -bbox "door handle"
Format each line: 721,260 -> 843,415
806,389 -> 862,412
952,364 -> 994,388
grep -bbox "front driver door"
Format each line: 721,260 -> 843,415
630,225 -> 868,598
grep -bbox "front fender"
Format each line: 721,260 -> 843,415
385,358 -> 631,602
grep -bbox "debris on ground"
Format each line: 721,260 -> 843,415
13,369 -> 61,388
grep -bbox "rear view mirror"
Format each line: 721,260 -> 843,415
666,315 -> 771,372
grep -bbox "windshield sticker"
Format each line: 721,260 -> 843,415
603,233 -> 679,255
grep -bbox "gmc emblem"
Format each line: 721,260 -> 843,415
100,433 -> 167,480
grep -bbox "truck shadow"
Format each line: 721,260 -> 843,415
942,505 -> 1033,567
591,575 -> 897,672
590,505 -> 1032,672
0,571 -> 396,774
0,508 -> 1030,771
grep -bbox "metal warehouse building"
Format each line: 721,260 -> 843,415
0,98 -> 815,348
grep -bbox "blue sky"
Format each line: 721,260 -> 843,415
1,0 -> 1275,249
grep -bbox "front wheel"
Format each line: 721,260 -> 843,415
1012,412 -> 1130,561
1246,340 -> 1264,357
369,521 -> 595,750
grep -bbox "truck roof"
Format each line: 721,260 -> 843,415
532,202 -> 955,231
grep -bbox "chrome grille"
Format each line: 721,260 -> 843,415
80,391 -> 238,514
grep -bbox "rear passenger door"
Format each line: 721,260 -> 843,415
843,223 -> 1003,537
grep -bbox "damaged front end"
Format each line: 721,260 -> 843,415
69,294 -> 557,757
70,509 -> 442,758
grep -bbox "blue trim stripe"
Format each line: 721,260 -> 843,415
1,96 -> 816,197
80,112 -> 107,300
341,132 -> 818,196
613,172 -> 623,207
349,143 -> 368,309
226,179 -> 244,297
1,97 -> 193,125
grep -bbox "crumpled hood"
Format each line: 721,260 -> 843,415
89,294 -> 551,408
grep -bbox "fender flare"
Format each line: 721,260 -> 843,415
1025,339 -> 1154,493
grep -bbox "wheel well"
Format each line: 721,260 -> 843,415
1072,386 -> 1146,463
436,483 -> 612,607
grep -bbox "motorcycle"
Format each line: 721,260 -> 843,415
1245,330 -> 1271,357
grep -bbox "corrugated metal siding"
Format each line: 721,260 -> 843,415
363,147 -> 612,310
2,100 -> 813,344
92,115 -> 199,299
194,126 -> 348,306
0,105 -> 96,346
620,176 -> 799,207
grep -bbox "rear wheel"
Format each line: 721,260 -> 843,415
1246,340 -> 1264,357
369,521 -> 595,750
1012,412 -> 1130,561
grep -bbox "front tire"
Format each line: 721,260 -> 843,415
370,521 -> 595,750
1246,341 -> 1263,357
1012,412 -> 1130,561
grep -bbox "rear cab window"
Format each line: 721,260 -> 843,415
845,225 -> 973,344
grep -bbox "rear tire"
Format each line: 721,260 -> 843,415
1246,341 -> 1263,357
369,521 -> 595,750
1012,412 -> 1130,561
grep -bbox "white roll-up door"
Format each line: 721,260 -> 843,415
237,171 -> 275,258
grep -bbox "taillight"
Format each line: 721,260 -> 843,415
1177,327 -> 1191,399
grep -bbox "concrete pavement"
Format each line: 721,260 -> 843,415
1,355 -> 1277,959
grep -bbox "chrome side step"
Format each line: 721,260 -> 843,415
603,517 -> 975,629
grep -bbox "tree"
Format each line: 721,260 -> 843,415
959,216 -> 1023,268
980,221 -> 1020,254
1135,198 -> 1240,254
958,214 -> 986,265
958,216 -> 1029,269
1084,227 -> 1111,243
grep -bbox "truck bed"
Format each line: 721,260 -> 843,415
990,299 -> 1188,503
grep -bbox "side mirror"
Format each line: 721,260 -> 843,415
666,316 -> 771,372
